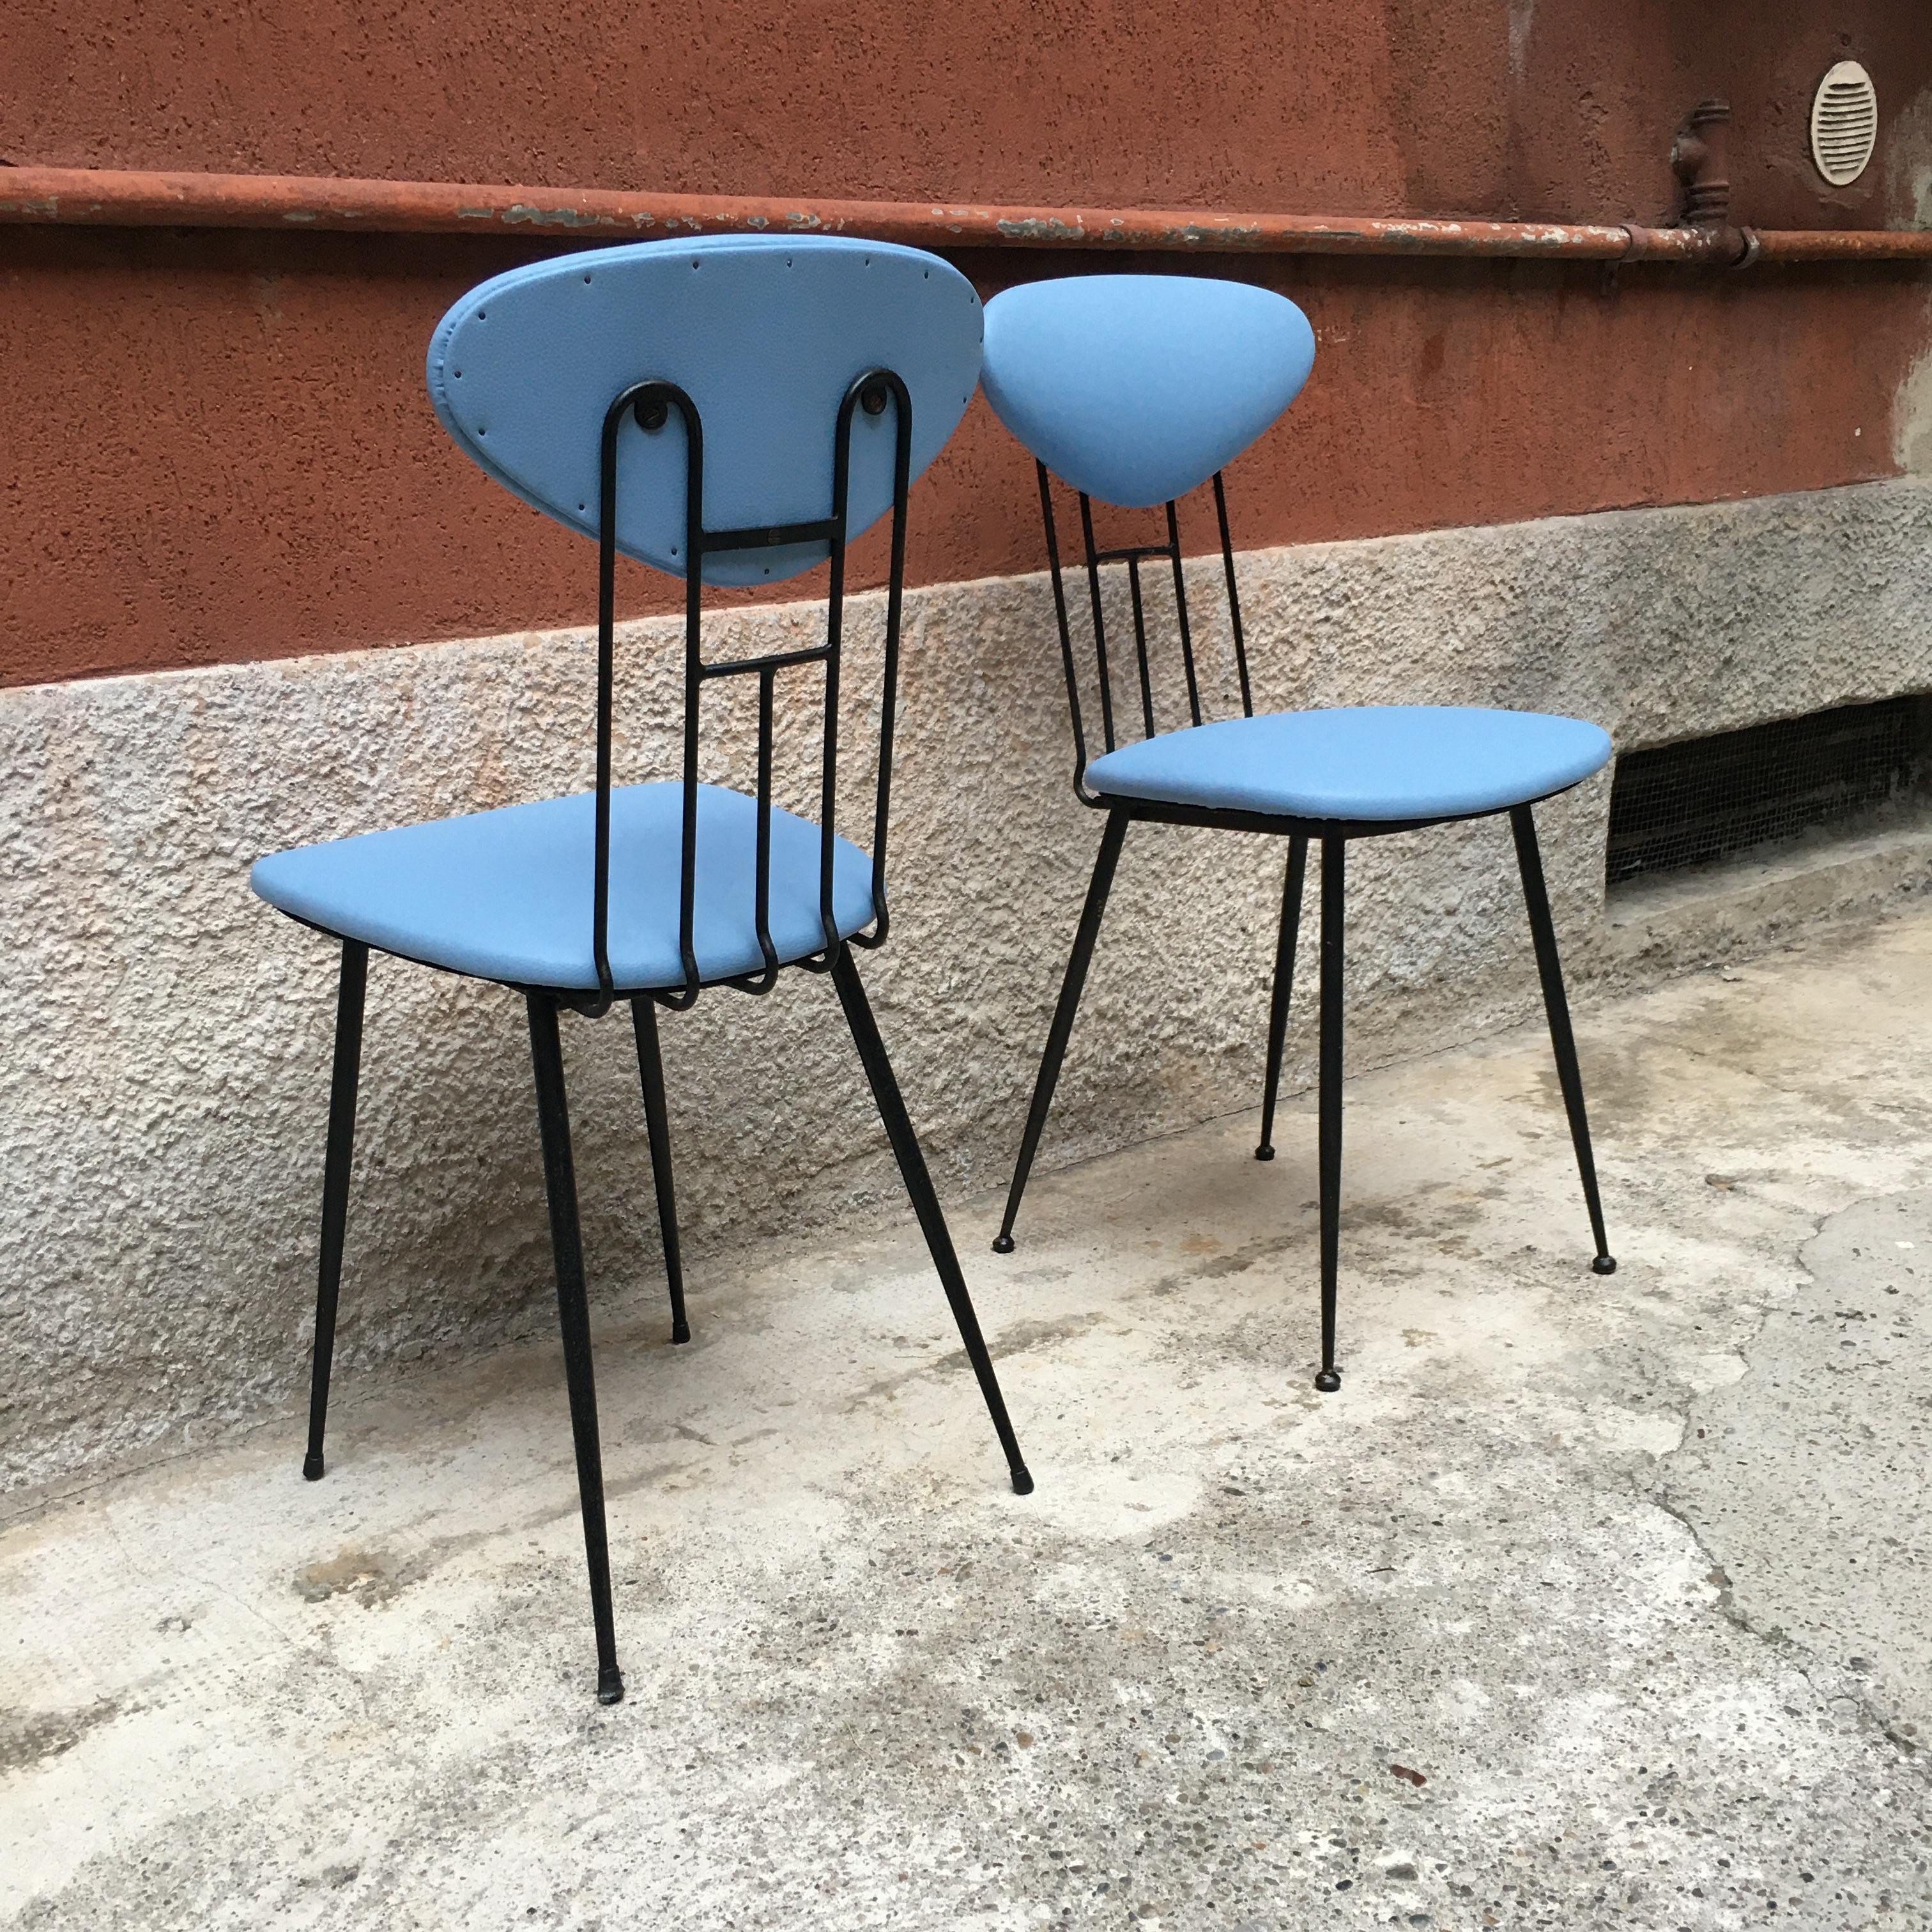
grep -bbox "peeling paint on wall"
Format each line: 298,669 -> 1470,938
1885,87 -> 1932,227
1508,0 -> 1535,87
1894,309 -> 1932,473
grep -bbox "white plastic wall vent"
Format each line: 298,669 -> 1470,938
1811,60 -> 1878,187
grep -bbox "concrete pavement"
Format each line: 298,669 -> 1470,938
6,905 -> 1931,1929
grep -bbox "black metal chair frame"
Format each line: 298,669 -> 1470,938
993,462 -> 1616,1393
289,369 -> 1032,1706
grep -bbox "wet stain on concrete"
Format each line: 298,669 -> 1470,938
0,1697 -> 121,1772
294,1547 -> 420,1607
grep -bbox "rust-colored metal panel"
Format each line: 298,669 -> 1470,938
5,0 -> 1928,229
1,0 -> 1929,684
3,227 -> 1925,687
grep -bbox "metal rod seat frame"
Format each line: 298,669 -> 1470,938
993,464 -> 1616,1394
284,367 -> 1032,1707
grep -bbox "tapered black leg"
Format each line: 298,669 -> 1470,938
526,996 -> 624,1706
1510,806 -> 1616,1275
993,809 -> 1129,1254
629,997 -> 690,1345
1314,838 -> 1346,1394
303,940 -> 367,1482
831,948 -> 1034,1496
1256,836 -> 1308,1162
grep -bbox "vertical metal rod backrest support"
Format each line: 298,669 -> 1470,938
1036,461 -> 1254,808
594,369 -> 914,1014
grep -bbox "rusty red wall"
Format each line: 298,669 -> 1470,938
3,0 -> 1929,685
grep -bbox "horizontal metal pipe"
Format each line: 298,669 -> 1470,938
1750,226 -> 1932,262
2,165 -> 1929,263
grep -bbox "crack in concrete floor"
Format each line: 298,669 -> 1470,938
1663,1185 -> 1932,1770
6,912 -> 1932,1928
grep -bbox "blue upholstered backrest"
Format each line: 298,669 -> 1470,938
981,275 -> 1316,507
427,236 -> 983,586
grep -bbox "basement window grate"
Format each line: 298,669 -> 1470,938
1606,696 -> 1931,887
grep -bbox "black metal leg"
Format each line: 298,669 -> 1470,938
526,995 -> 625,1706
629,997 -> 690,1345
992,809 -> 1129,1254
303,940 -> 367,1482
1510,806 -> 1617,1275
830,947 -> 1034,1496
1315,838 -> 1345,1394
1256,835 -> 1308,1161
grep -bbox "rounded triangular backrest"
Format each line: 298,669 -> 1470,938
981,275 -> 1315,508
427,235 -> 983,586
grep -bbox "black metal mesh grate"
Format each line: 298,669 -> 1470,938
1606,696 -> 1931,887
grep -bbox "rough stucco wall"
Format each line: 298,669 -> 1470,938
3,475 -> 1929,1494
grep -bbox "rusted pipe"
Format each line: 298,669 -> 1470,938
3,165 -> 1930,263
1672,98 -> 1734,229
1751,227 -> 1932,261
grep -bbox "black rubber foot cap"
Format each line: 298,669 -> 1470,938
597,1669 -> 625,1706
671,1321 -> 691,1344
991,1234 -> 1015,1255
302,1452 -> 325,1482
1314,1368 -> 1342,1393
1255,1145 -> 1275,1162
1009,1464 -> 1035,1496
1591,1255 -> 1618,1276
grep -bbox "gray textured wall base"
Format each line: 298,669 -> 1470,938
4,477 -> 1929,1492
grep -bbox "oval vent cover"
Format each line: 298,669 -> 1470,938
1811,59 -> 1878,187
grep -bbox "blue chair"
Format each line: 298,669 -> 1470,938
252,235 -> 1032,1704
979,273 -> 1616,1393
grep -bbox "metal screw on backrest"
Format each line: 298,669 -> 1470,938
861,382 -> 889,417
636,397 -> 669,432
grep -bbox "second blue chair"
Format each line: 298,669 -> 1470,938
979,272 -> 1616,1393
252,236 -> 1031,1704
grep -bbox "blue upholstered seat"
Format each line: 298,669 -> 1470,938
978,277 -> 1611,829
256,235 -> 982,994
1084,707 -> 1612,821
976,271 -> 1621,1386
252,783 -> 877,992
258,236 -> 1039,1708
